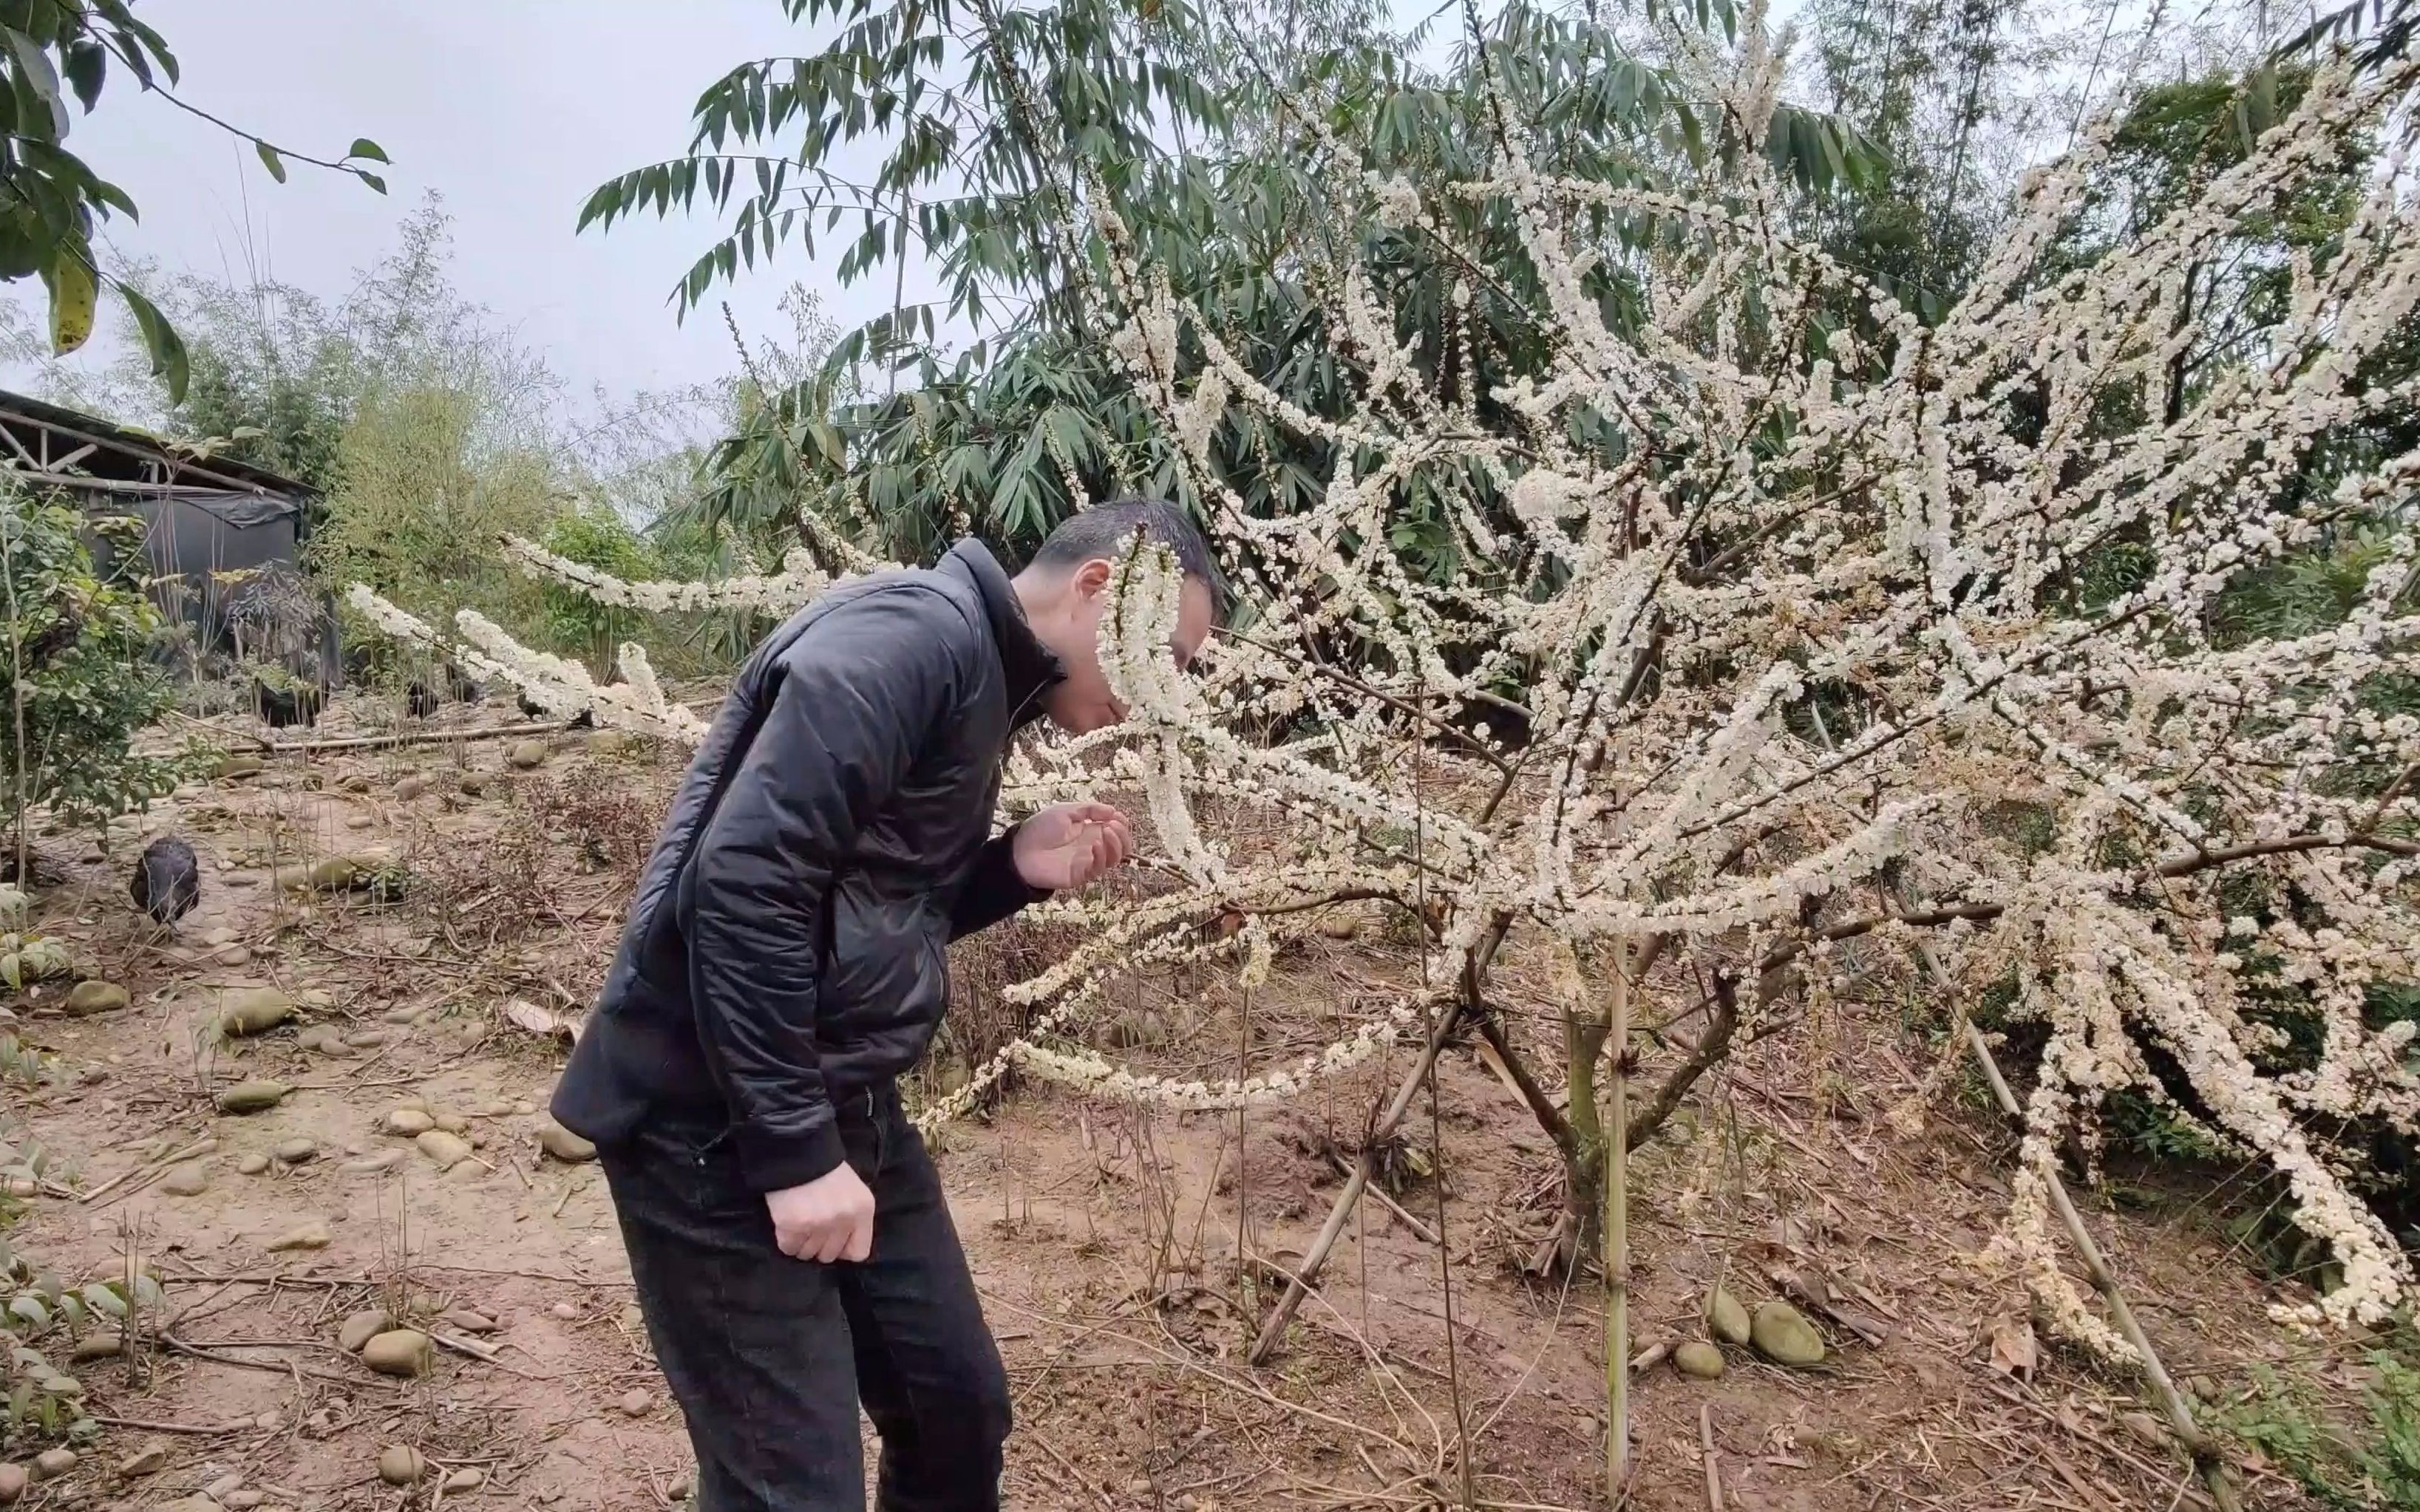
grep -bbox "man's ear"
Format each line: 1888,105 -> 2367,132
1073,557 -> 1115,598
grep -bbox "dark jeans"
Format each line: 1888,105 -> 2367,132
600,1086 -> 1010,1512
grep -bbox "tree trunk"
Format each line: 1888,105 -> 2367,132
1564,1003 -> 1609,1261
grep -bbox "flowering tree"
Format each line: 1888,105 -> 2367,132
348,19 -> 2420,1500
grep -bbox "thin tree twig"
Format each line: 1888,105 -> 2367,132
1249,998 -> 1469,1364
92,31 -> 382,177
158,1332 -> 396,1389
1701,1403 -> 1722,1512
1623,975 -> 1741,1151
163,709 -> 273,752
1363,1174 -> 1442,1247
79,1139 -> 217,1205
87,1413 -> 251,1435
1474,1011 -> 1572,1152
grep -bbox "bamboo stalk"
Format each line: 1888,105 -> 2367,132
1,498 -> 29,885
1565,998 -> 1607,1256
1237,981 -> 1254,1320
1604,944 -> 1634,1500
267,718 -> 575,755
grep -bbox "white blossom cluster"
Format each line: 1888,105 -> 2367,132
344,584 -> 709,745
356,531 -> 862,735
1007,987 -> 1431,1109
499,534 -> 835,615
1017,26 -> 2420,1344
341,584 -> 517,688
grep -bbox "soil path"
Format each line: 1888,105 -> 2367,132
0,735 -> 2331,1508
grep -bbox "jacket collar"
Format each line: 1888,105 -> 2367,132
940,539 -> 1064,729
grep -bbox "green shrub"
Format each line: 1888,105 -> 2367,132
539,505 -> 657,671
1,1111 -> 127,1447
0,491 -> 187,849
2365,1354 -> 2420,1509
2209,1351 -> 2420,1510
307,384 -> 557,621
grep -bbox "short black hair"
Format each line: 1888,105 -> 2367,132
1027,497 -> 1226,613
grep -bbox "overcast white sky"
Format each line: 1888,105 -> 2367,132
3,0 -> 956,413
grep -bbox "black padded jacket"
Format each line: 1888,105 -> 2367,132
550,540 -> 1063,1192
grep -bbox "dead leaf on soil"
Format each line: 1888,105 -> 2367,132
1763,1215 -> 1816,1250
1988,1314 -> 2038,1380
502,997 -> 582,1043
1472,1035 -> 1529,1107
1769,1263 -> 1889,1346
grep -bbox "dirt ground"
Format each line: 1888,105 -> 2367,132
0,711 -> 2385,1510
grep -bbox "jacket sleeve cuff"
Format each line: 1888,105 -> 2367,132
949,825 -> 1048,941
733,1117 -> 849,1193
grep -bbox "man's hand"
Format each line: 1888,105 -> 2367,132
766,1163 -> 875,1263
1013,802 -> 1135,890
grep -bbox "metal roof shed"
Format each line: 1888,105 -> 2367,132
0,389 -> 336,682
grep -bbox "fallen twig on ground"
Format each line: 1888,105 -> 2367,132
269,719 -> 574,755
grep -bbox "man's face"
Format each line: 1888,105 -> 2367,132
1038,559 -> 1215,735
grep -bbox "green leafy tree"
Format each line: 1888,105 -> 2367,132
592,0 -> 1885,570
0,488 -> 183,868
2037,67 -> 2420,659
310,384 -> 560,640
0,0 -> 387,399
29,200 -> 766,684
169,283 -> 355,488
2280,0 -> 2417,75
1804,0 -> 2016,317
136,197 -> 539,491
538,505 -> 659,671
225,202 -> 600,674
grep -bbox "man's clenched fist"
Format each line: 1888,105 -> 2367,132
767,1162 -> 875,1263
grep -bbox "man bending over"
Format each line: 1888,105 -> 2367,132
553,500 -> 1220,1512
